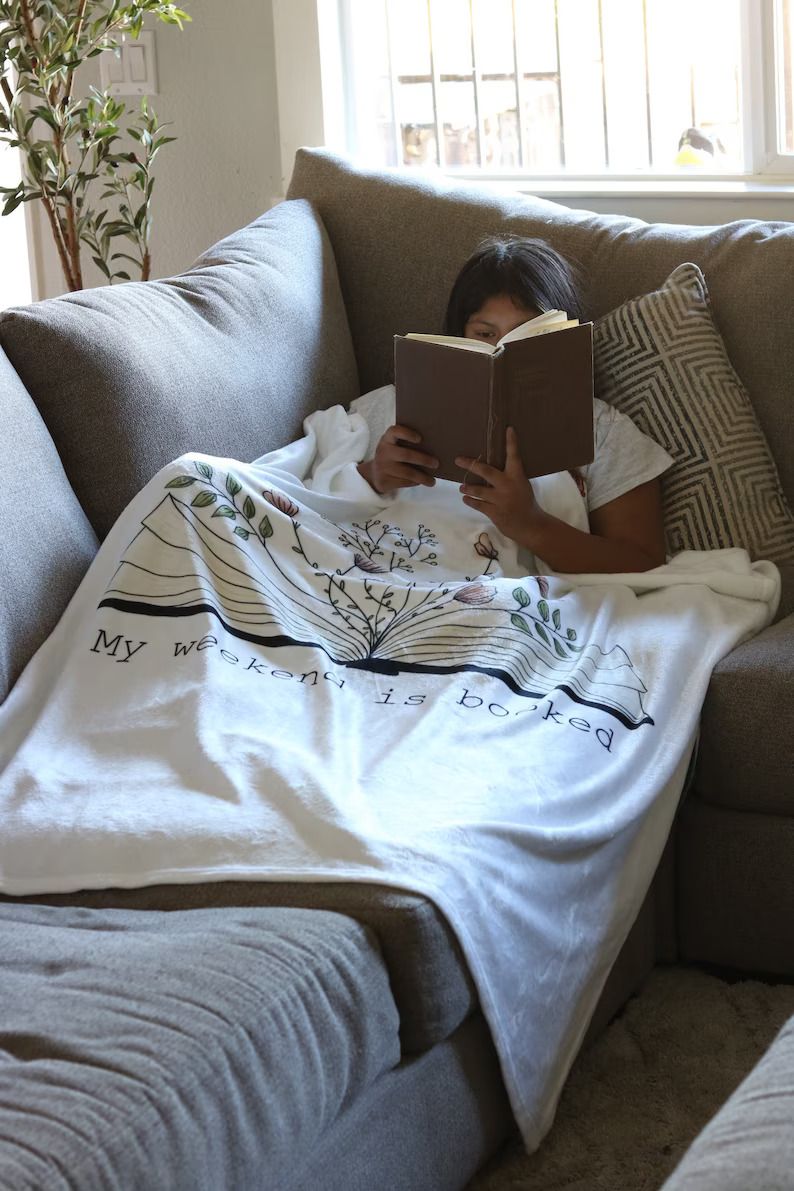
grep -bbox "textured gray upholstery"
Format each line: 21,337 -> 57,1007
289,1013 -> 512,1191
0,347 -> 97,703
0,198 -> 359,539
1,879 -> 477,1054
678,799 -> 794,975
0,903 -> 399,1191
697,613 -> 794,815
661,1013 -> 794,1190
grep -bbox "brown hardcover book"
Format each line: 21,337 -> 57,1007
394,317 -> 594,482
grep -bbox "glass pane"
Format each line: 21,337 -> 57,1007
775,0 -> 794,154
514,0 -> 558,75
480,80 -> 519,168
389,0 -> 432,78
396,81 -> 437,166
557,0 -> 606,170
521,79 -> 563,171
431,0 -> 473,75
370,0 -> 744,174
438,80 -> 478,166
472,0 -> 516,76
646,0 -> 741,171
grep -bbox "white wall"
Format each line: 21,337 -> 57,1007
30,0 -> 283,299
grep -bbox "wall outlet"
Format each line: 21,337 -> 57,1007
100,32 -> 158,96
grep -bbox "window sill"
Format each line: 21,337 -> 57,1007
444,172 -> 794,202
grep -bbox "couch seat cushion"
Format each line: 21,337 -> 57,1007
0,904 -> 399,1191
2,881 -> 478,1054
0,198 -> 359,540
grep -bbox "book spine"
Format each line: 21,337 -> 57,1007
486,352 -> 507,468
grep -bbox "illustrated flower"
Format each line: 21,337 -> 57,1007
535,575 -> 549,599
453,583 -> 495,606
262,489 -> 299,518
474,532 -> 498,561
354,552 -> 387,573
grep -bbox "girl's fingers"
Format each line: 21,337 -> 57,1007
386,424 -> 422,445
392,446 -> 438,470
504,427 -> 526,476
455,456 -> 501,484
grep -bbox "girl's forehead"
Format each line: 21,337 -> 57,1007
468,293 -> 539,322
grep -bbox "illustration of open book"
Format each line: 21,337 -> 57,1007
394,310 -> 594,482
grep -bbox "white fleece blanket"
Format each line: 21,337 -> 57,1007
0,405 -> 779,1150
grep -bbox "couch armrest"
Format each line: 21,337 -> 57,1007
695,612 -> 794,813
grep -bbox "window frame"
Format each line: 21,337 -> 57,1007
322,0 -> 794,187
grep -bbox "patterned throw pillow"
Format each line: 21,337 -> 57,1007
593,262 -> 794,564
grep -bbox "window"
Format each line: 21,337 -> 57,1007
336,0 -> 794,180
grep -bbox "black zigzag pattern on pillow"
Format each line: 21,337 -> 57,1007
594,262 -> 794,564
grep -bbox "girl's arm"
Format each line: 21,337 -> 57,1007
458,428 -> 666,573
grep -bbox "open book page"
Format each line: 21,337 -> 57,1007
404,309 -> 578,354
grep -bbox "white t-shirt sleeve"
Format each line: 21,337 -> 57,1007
581,398 -> 674,512
349,384 -> 397,461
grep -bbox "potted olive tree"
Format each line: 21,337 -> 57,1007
0,2 -> 190,290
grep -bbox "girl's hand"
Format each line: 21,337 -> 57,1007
456,427 -> 544,543
358,425 -> 438,494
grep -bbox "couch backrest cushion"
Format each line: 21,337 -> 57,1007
287,149 -> 794,509
0,198 -> 359,540
0,347 -> 98,702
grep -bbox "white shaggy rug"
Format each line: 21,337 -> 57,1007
469,964 -> 794,1191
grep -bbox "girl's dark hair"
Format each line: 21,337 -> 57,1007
443,235 -> 584,336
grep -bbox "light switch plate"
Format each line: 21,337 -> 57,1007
99,32 -> 158,96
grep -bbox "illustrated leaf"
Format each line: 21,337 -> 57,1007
212,504 -> 236,519
538,599 -> 550,622
243,495 -> 256,519
226,474 -> 242,497
534,623 -> 551,646
195,462 -> 213,480
259,515 -> 273,539
164,475 -> 196,488
234,527 -> 250,539
191,491 -> 217,508
566,628 -> 577,641
512,586 -> 530,608
553,639 -> 568,659
510,613 -> 530,633
552,608 -> 561,630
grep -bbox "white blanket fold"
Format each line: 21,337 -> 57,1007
0,404 -> 779,1150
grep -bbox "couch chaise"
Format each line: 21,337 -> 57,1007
0,148 -> 792,1189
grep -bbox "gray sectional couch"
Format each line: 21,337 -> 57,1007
0,148 -> 792,1189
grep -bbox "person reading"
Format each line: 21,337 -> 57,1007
356,236 -> 673,574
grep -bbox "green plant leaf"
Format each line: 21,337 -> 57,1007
512,586 -> 530,608
534,623 -> 551,646
537,599 -> 550,623
233,526 -> 250,540
259,514 -> 273,539
191,491 -> 217,508
566,628 -> 577,641
510,613 -> 530,633
243,495 -> 255,519
211,504 -> 236,519
164,475 -> 195,488
195,461 -> 213,480
552,608 -> 561,630
553,639 -> 568,659
225,474 -> 241,497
